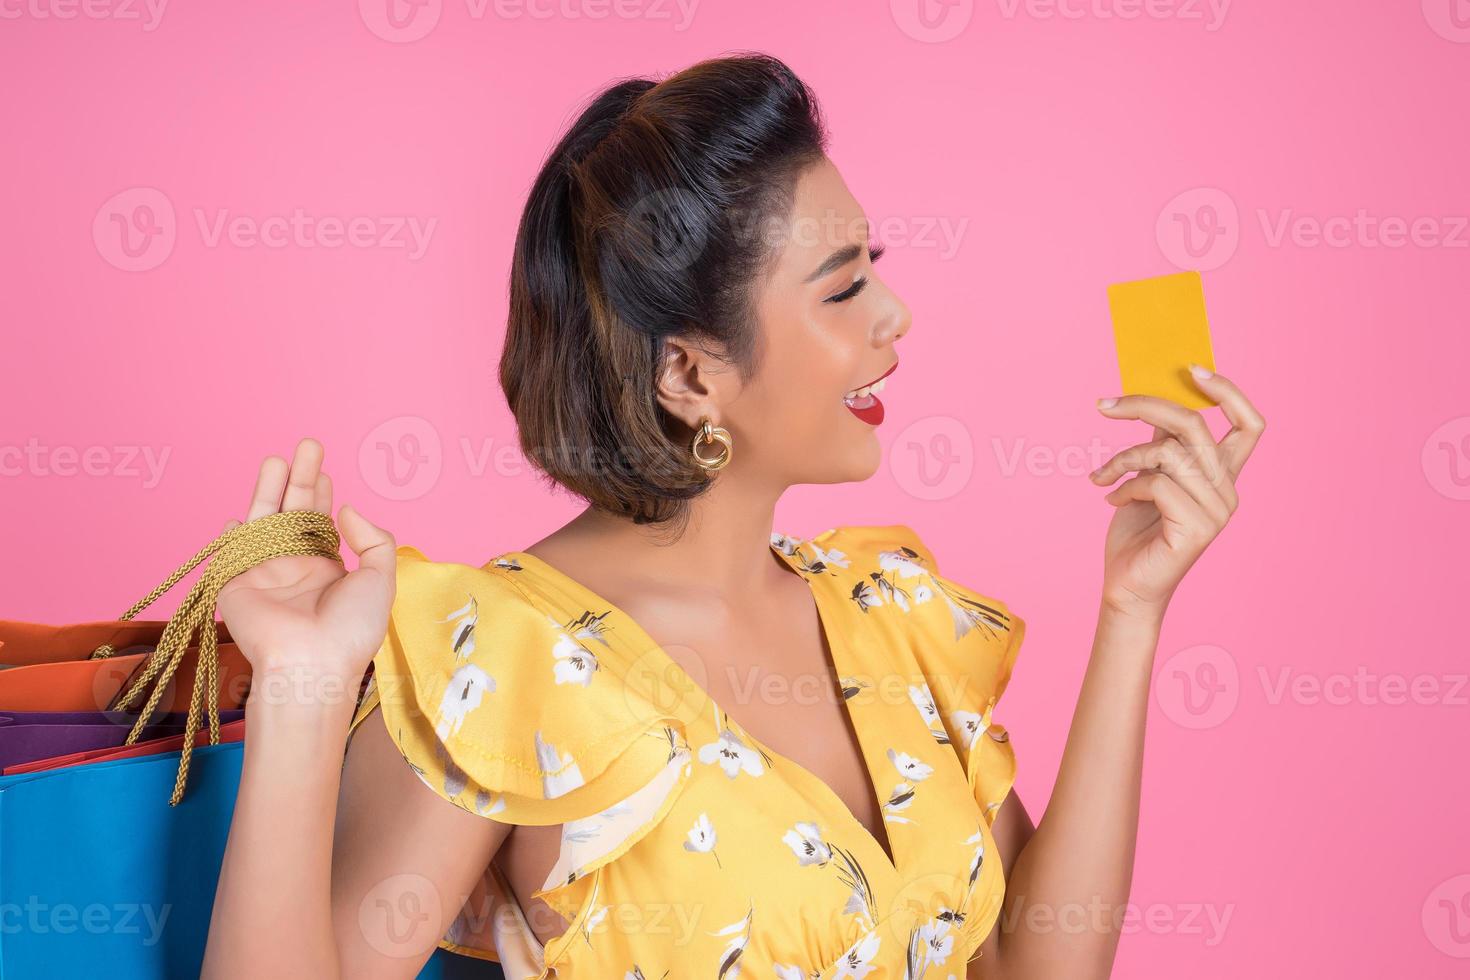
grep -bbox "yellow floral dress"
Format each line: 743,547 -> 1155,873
347,524 -> 1025,979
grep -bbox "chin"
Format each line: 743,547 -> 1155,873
807,430 -> 884,485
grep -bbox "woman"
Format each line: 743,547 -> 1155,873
202,53 -> 1263,979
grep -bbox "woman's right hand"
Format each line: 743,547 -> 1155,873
215,437 -> 397,680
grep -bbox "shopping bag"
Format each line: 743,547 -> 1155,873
0,709 -> 245,770
0,741 -> 245,977
0,644 -> 252,714
0,741 -> 499,979
0,619 -> 230,669
8,510 -> 345,804
4,716 -> 247,776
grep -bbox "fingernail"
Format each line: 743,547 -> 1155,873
1097,397 -> 1118,409
1189,363 -> 1213,381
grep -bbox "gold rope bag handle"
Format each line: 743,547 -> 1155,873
88,510 -> 344,805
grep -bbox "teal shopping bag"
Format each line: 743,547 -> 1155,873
0,742 -> 501,979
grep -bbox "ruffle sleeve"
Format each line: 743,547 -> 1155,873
861,524 -> 1025,824
351,545 -> 691,832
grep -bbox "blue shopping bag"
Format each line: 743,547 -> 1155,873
0,742 -> 501,979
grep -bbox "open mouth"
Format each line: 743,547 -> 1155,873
842,361 -> 897,426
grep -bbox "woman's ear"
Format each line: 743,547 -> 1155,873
654,335 -> 736,429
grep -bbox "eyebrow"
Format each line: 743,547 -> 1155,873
803,243 -> 865,284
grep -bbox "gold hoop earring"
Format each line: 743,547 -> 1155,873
691,416 -> 733,472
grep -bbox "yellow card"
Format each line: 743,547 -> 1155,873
1106,271 -> 1218,409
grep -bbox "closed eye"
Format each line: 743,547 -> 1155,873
823,242 -> 886,304
825,277 -> 869,304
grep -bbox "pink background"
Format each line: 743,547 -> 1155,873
4,1 -> 1468,975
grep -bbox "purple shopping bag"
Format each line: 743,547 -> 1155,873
0,709 -> 246,770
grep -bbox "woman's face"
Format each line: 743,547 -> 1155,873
723,156 -> 913,489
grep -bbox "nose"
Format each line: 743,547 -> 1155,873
873,286 -> 913,348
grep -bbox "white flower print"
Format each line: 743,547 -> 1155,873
951,709 -> 986,750
878,548 -> 927,579
476,790 -> 505,817
908,683 -> 950,744
811,544 -> 850,569
711,904 -> 753,979
887,748 -> 934,782
697,727 -> 765,779
848,580 -> 883,613
782,821 -> 832,866
834,931 -> 881,979
435,663 -> 494,739
873,573 -> 912,612
916,917 -> 955,970
535,731 -> 585,799
440,595 -> 479,660
775,965 -> 822,980
443,751 -> 467,797
582,901 -> 608,942
770,532 -> 802,556
683,812 -> 721,868
883,781 -> 917,824
965,829 -> 986,887
551,629 -> 599,686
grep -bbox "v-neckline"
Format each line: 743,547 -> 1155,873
497,534 -> 903,873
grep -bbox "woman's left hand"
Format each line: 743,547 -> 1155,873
1088,366 -> 1266,621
